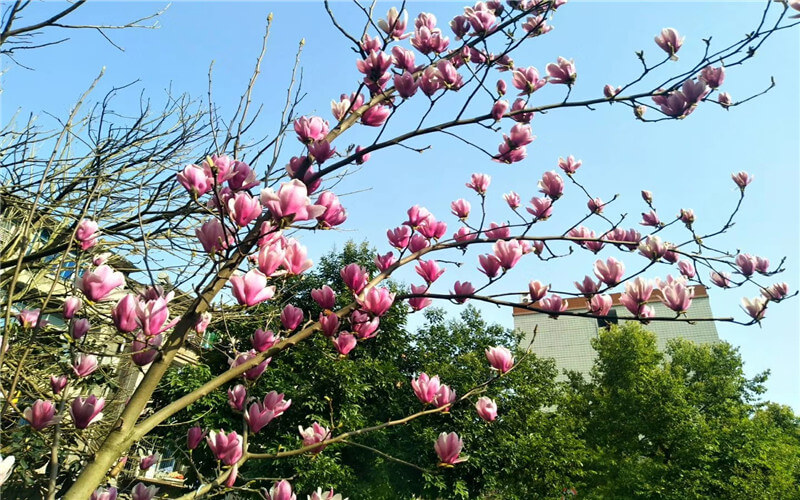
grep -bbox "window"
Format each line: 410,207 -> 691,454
597,309 -> 618,329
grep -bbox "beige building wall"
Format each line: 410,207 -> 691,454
514,286 -> 719,380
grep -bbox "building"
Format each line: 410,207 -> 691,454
513,285 -> 719,379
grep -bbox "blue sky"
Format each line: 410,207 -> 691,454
4,1 -> 798,409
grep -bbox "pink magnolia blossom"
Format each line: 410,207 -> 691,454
453,227 -> 478,244
136,297 -> 176,336
196,218 -> 234,255
619,277 -> 656,316
486,346 -> 514,373
131,483 -> 159,500
204,154 -> 235,183
604,84 -> 622,98
75,219 -> 99,250
512,66 -> 547,94
340,264 -> 368,294
207,430 -> 243,465
332,332 -> 357,356
112,294 -> 139,333
588,294 -> 613,316
528,280 -> 549,303
195,311 -> 212,334
433,384 -> 456,409
312,285 -> 336,310
350,312 -> 380,339
731,171 -> 753,190
451,199 -> 471,219
358,287 -> 395,316
638,235 -> 669,261
228,160 -> 259,191
408,284 -> 432,311
299,422 -> 330,453
484,222 -> 511,240
493,239 -> 522,270
187,426 -> 206,450
710,271 -> 732,288
267,480 -> 296,500
660,280 -> 694,313
509,98 -> 534,123
131,333 -> 162,366
491,99 -> 509,121
227,192 -> 262,227
394,71 -> 418,99
654,28 -> 684,58
412,373 -> 441,404
503,191 -> 521,209
435,432 -> 468,465
319,314 -> 339,337
16,308 -> 44,329
453,281 -> 475,304
755,256 -> 770,274
478,254 -> 502,278
735,254 -> 757,277
574,276 -> 600,296
678,260 -> 696,279
308,488 -> 343,500
496,79 -> 507,96
466,173 -> 491,194
50,375 -> 67,395
70,395 -> 105,429
411,17 -> 450,55
23,400 -> 58,430
522,14 -> 552,36
700,65 -> 725,89
252,328 -> 280,353
418,219 -> 447,240
546,57 -> 576,85
588,197 -> 604,214
762,282 -> 789,301
230,269 -> 275,307
139,454 -> 159,471
415,259 -> 445,283
678,208 -> 695,225
257,241 -> 285,277
307,140 -> 336,164
260,180 -> 325,222
245,401 -> 278,434
538,171 -> 564,199
718,92 -> 732,108
403,205 -> 433,228
539,294 -> 569,317
90,487 -> 117,500
594,257 -> 625,286
263,391 -> 292,417
294,116 -> 329,143
392,46 -> 418,72
475,397 -> 498,421
386,226 -> 411,249
378,7 -> 409,39
230,350 -> 270,380
741,296 -> 767,321
71,318 -> 90,340
63,296 -> 82,319
228,384 -> 247,411
361,105 -> 391,127
640,210 -> 661,227
280,304 -> 304,330
526,196 -> 553,219
77,264 -> 124,302
177,164 -> 212,197
73,353 -> 98,378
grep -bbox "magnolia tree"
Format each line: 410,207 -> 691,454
1,0 -> 798,498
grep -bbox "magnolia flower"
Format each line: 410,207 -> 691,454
475,397 -> 498,421
70,395 -> 105,429
299,422 -> 330,453
434,432 -> 468,465
655,28 -> 684,58
76,264 -> 125,302
0,455 -> 14,486
23,399 -> 58,430
485,346 -> 514,373
207,430 -> 243,465
230,270 -> 276,307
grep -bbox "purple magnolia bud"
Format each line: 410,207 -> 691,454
50,375 -> 68,395
294,116 -> 329,144
63,296 -> 82,320
75,219 -> 99,251
491,99 -> 509,121
475,397 -> 498,421
139,454 -> 159,471
227,384 -> 247,412
731,171 -> 753,190
496,79 -> 507,96
512,66 -> 546,95
640,210 -> 660,227
655,28 -> 684,58
187,426 -> 206,450
539,294 -> 569,317
408,284 -> 432,311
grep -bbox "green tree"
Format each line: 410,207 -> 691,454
150,242 -> 583,499
563,323 -> 800,499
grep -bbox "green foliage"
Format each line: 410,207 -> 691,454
563,323 -> 800,499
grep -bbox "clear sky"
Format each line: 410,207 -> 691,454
4,1 -> 798,409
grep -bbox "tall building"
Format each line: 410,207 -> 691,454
513,285 -> 719,379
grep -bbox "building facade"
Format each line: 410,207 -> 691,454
513,285 -> 719,379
